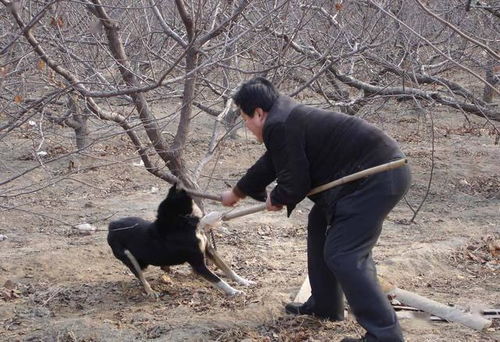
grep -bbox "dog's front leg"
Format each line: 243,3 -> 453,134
206,245 -> 256,287
214,279 -> 243,296
189,259 -> 243,296
124,250 -> 158,299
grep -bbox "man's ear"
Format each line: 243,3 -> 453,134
255,107 -> 267,121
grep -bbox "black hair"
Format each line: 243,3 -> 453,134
232,77 -> 279,117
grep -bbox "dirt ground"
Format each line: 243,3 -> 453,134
0,104 -> 499,342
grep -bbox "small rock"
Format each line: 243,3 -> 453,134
0,234 -> 7,241
151,187 -> 159,194
75,223 -> 96,235
4,279 -> 16,289
31,306 -> 52,318
459,179 -> 470,186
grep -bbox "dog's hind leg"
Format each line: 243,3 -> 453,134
123,249 -> 158,299
189,257 -> 242,296
205,245 -> 256,286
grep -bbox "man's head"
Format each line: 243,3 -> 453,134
232,77 -> 279,142
232,77 -> 279,117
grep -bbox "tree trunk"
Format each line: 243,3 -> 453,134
483,61 -> 499,103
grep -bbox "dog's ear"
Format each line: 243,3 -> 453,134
167,182 -> 187,197
167,183 -> 178,197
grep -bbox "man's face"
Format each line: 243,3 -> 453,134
240,108 -> 266,143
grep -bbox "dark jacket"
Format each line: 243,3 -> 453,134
235,96 -> 403,215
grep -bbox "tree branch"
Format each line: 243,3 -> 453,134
330,66 -> 499,121
149,0 -> 188,48
414,0 -> 500,61
198,0 -> 250,45
367,0 -> 500,97
88,0 -> 175,164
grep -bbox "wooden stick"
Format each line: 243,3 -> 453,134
308,158 -> 407,196
205,158 -> 408,221
184,188 -> 222,202
186,158 -> 408,204
221,203 -> 267,221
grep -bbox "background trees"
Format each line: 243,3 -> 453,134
1,0 -> 498,201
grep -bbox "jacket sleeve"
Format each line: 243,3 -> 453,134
235,151 -> 276,202
269,118 -> 311,209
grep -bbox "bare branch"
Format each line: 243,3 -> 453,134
367,0 -> 500,97
175,0 -> 194,42
88,0 -> 175,163
149,0 -> 188,48
198,0 -> 250,45
330,66 -> 499,121
414,0 -> 500,61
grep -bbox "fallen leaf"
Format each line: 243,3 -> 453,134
50,16 -> 64,28
1,289 -> 20,301
37,60 -> 46,70
160,274 -> 173,285
466,251 -> 484,263
487,239 -> 500,257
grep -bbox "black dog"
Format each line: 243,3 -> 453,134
107,184 -> 254,297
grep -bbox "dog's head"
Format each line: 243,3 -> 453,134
161,183 -> 194,216
157,183 -> 203,223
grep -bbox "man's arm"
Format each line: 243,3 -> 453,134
268,119 -> 311,208
221,151 -> 276,206
236,150 -> 276,201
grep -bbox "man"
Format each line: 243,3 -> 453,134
221,77 -> 410,342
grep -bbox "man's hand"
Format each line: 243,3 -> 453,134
221,190 -> 241,207
266,194 -> 283,211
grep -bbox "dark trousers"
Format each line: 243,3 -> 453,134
307,165 -> 411,342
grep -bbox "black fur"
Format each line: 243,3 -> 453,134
108,184 -> 219,286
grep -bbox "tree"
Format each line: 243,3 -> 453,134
1,0 -> 498,211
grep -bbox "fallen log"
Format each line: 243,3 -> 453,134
293,275 -> 492,331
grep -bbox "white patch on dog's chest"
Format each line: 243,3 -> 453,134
196,230 -> 208,253
191,202 -> 203,218
191,202 -> 207,252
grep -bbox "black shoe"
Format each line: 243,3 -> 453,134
340,337 -> 367,342
285,302 -> 342,321
285,302 -> 314,316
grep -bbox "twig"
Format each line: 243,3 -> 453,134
409,98 -> 435,223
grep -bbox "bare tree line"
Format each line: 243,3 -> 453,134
0,0 -> 498,210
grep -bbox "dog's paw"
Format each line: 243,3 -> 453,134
227,288 -> 245,296
238,278 -> 256,287
145,290 -> 159,300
